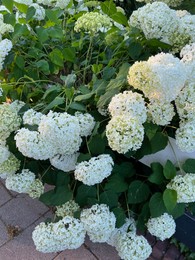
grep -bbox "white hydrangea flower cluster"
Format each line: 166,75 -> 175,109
146,213 -> 176,241
15,128 -> 54,160
74,154 -> 114,185
0,143 -> 10,164
128,53 -> 187,103
175,120 -> 195,152
32,216 -> 86,253
107,217 -> 136,247
23,109 -> 43,125
75,112 -> 95,137
0,153 -> 20,179
74,12 -> 112,34
5,169 -> 44,198
29,3 -> 45,21
180,43 -> 195,84
55,0 -> 71,9
0,87 -> 3,97
115,232 -> 152,260
0,14 -> 14,40
106,115 -> 144,154
14,0 -> 33,4
0,39 -> 13,72
80,204 -> 116,243
147,100 -> 175,126
108,91 -> 147,124
135,0 -> 183,7
55,200 -> 80,217
0,103 -> 21,141
50,153 -> 79,172
10,100 -> 25,113
175,83 -> 195,122
179,13 -> 195,44
167,173 -> 195,203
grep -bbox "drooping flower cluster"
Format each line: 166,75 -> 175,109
0,39 -> 13,72
74,12 -> 112,34
167,173 -> 195,203
50,153 -> 79,172
32,216 -> 86,253
115,232 -> 152,260
23,109 -> 43,125
146,213 -> 176,241
74,154 -> 114,185
75,112 -> 96,137
80,204 -> 116,243
55,200 -> 80,217
0,153 -> 20,179
135,0 -> 184,7
5,169 -> 44,198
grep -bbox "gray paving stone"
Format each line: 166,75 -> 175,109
84,236 -> 120,260
53,245 -> 97,260
0,219 -> 9,247
0,182 -> 12,206
0,197 -> 47,229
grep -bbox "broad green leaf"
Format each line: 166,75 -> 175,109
99,190 -> 118,209
137,203 -> 150,231
47,26 -> 63,39
4,14 -> 16,26
101,1 -> 116,16
77,153 -> 91,163
112,207 -> 126,228
39,186 -> 72,206
182,159 -> 195,173
12,24 -> 29,40
151,132 -> 168,153
14,2 -> 28,13
163,189 -> 177,212
128,41 -> 143,60
128,180 -> 150,204
42,85 -> 61,100
148,162 -> 164,185
74,92 -> 94,102
102,67 -> 116,81
36,60 -> 50,74
113,162 -> 135,178
75,185 -> 97,207
36,27 -> 49,43
69,102 -> 86,111
104,173 -> 128,192
63,47 -> 76,62
149,192 -> 167,217
15,56 -> 25,70
144,122 -> 159,141
88,134 -> 106,155
49,49 -> 64,67
163,160 -> 177,179
43,96 -> 64,112
55,171 -> 70,186
170,203 -> 185,219
111,12 -> 128,26
26,6 -> 36,21
2,0 -> 13,12
45,9 -> 59,23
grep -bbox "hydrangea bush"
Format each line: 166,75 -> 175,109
0,0 -> 195,259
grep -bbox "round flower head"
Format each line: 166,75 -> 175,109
180,43 -> 195,84
147,100 -> 175,126
38,111 -> 82,155
28,179 -> 44,199
135,0 -> 184,7
129,2 -> 179,45
108,91 -> 147,124
107,217 -> 136,247
10,100 -> 25,113
15,128 -> 55,160
55,200 -> 80,218
74,154 -> 114,186
175,120 -> 195,152
106,115 -> 144,154
0,16 -> 14,40
50,153 -> 79,172
115,232 -> 152,260
74,12 -> 112,34
23,109 -> 43,125
128,53 -> 187,102
29,3 -> 45,21
32,216 -> 86,253
0,143 -> 10,164
0,153 -> 20,179
5,169 -> 35,193
167,173 -> 195,203
179,13 -> 195,44
0,103 -> 21,140
175,83 -> 195,122
146,213 -> 176,241
74,112 -> 95,137
80,204 -> 116,243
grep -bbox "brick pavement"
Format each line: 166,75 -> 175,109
0,181 -> 185,260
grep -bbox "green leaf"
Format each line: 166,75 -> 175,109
36,60 -> 50,74
39,186 -> 72,206
105,173 -> 128,192
128,180 -> 150,204
163,160 -> 177,180
45,9 -> 59,23
182,159 -> 195,173
75,185 -> 97,207
43,96 -> 64,112
149,192 -> 167,217
69,102 -> 86,112
151,132 -> 168,153
74,92 -> 94,102
170,203 -> 185,219
36,27 -> 49,43
111,12 -> 128,26
102,67 -> 116,81
113,162 -> 135,178
47,26 -> 63,39
42,84 -> 61,100
55,171 -> 70,186
26,6 -> 36,21
12,24 -> 29,40
112,208 -> 126,228
14,2 -> 28,13
2,0 -> 13,12
62,47 -> 76,62
101,1 -> 116,16
77,153 -> 91,163
15,56 -> 25,70
99,190 -> 118,209
88,134 -> 106,155
4,14 -> 16,26
137,203 -> 150,231
49,49 -> 64,67
148,162 -> 164,185
144,122 -> 159,141
128,41 -> 143,60
163,189 -> 177,212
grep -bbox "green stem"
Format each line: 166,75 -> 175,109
168,137 -> 184,175
83,36 -> 93,83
